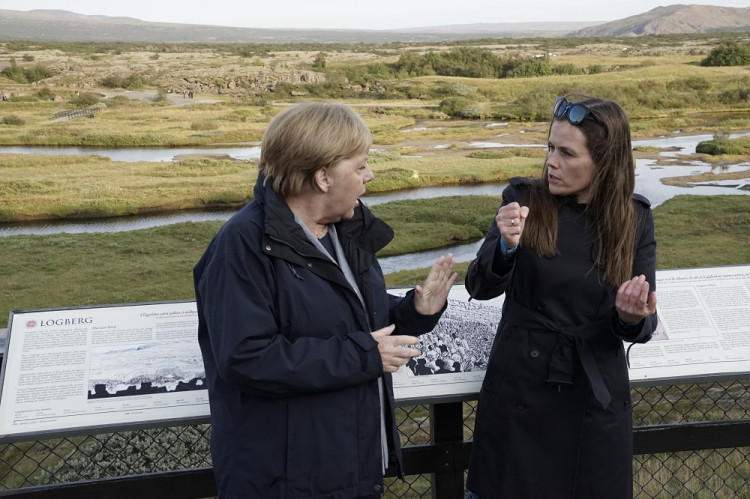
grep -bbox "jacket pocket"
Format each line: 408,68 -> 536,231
481,324 -> 523,397
286,388 -> 359,495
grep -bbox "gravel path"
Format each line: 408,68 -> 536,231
101,90 -> 221,106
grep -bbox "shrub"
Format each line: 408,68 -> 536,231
368,149 -> 401,163
272,82 -> 294,95
392,48 -> 522,79
393,51 -> 436,77
69,92 -> 102,108
460,104 -> 487,119
502,90 -> 558,121
701,42 -> 750,67
100,75 -> 124,88
100,73 -> 145,90
25,64 -> 54,82
435,48 -> 500,78
683,76 -> 711,91
1,115 -> 24,125
1,59 -> 54,83
552,63 -> 582,75
439,96 -> 473,117
468,150 -> 514,159
667,77 -> 711,92
718,87 -> 749,105
123,74 -> 145,89
35,88 -> 56,101
452,83 -> 477,97
396,83 -> 430,100
696,132 -> 743,155
501,58 -> 552,78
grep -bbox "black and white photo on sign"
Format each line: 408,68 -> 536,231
87,339 -> 206,399
402,298 -> 500,377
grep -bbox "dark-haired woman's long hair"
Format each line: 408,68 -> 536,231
520,98 -> 638,288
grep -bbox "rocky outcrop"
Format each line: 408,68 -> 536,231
159,70 -> 325,97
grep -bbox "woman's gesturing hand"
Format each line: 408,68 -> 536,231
414,253 -> 458,316
616,274 -> 657,325
497,202 -> 529,249
372,325 -> 421,373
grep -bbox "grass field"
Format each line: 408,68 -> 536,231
0,152 -> 541,222
0,195 -> 747,329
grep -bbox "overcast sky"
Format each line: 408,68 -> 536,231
2,1 -> 749,30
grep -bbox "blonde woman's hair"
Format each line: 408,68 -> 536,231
522,97 -> 638,288
258,102 -> 372,198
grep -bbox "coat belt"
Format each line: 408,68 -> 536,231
501,297 -> 613,409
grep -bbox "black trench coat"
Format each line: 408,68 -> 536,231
465,178 -> 657,499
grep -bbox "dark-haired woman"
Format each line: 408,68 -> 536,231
465,96 -> 657,498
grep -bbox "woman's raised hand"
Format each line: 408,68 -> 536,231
414,253 -> 458,316
497,202 -> 529,249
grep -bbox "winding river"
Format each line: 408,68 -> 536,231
2,133 -> 749,273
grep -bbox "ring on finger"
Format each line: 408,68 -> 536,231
510,218 -> 516,226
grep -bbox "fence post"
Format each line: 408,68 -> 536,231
430,402 -> 465,499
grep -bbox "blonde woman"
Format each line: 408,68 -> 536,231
195,102 -> 457,498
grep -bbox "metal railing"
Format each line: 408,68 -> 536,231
51,108 -> 99,120
0,378 -> 748,498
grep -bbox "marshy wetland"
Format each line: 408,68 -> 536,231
0,34 -> 749,326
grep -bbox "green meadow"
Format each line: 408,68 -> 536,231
1,34 -> 749,325
0,195 -> 748,329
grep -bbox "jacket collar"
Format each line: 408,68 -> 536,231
255,171 -> 394,253
255,172 -> 308,244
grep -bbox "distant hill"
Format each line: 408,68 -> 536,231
0,6 -> 748,44
0,9 -> 598,44
573,5 -> 750,37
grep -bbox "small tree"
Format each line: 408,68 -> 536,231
312,52 -> 327,70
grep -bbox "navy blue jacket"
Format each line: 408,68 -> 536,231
194,174 -> 443,498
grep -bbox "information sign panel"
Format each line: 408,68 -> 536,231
1,266 -> 747,439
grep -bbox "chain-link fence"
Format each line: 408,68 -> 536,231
630,380 -> 749,498
1,380 -> 748,497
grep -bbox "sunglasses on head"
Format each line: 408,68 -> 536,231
553,97 -> 601,126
